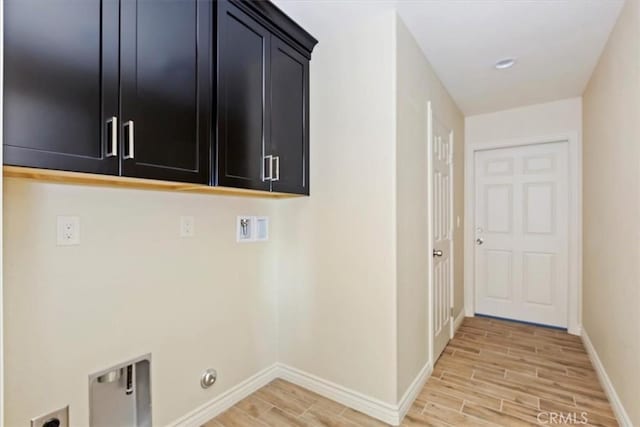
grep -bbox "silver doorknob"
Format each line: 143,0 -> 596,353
433,249 -> 443,257
476,237 -> 484,245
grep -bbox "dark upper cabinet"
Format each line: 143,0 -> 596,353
215,0 -> 317,195
120,0 -> 210,184
270,37 -> 310,195
3,0 -> 119,175
216,1 -> 271,191
3,0 -> 209,184
4,0 -> 317,195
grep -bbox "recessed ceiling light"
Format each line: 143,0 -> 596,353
495,58 -> 517,70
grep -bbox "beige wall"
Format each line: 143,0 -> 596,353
3,181 -> 279,426
465,97 -> 582,145
273,2 -> 466,404
3,2 -> 467,420
273,3 -> 399,404
395,16 -> 464,398
582,0 -> 640,423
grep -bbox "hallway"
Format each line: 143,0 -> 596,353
411,317 -> 616,426
205,317 -> 616,426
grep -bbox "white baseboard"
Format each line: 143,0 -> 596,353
397,361 -> 433,422
581,328 -> 632,427
165,328 -> 632,427
171,362 -> 433,427
453,309 -> 465,334
169,363 -> 279,427
276,363 -> 402,425
568,324 -> 582,336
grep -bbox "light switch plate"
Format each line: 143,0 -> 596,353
57,216 -> 80,246
180,216 -> 195,238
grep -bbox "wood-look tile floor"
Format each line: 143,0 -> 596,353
204,317 -> 618,426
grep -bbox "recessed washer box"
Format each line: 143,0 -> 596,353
237,216 -> 269,242
89,354 -> 151,427
237,216 -> 253,242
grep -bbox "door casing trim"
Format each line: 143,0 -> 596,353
463,133 -> 582,335
1,1 -> 5,422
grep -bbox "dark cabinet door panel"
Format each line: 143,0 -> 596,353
120,0 -> 210,184
270,37 -> 309,195
3,0 -> 119,175
216,1 -> 271,191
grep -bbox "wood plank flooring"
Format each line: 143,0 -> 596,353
204,317 -> 618,426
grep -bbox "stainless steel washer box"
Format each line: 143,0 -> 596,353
89,354 -> 152,427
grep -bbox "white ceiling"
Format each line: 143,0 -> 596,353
396,0 -> 625,115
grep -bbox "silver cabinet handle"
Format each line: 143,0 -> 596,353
433,249 -> 443,257
263,155 -> 273,181
125,364 -> 134,395
106,116 -> 118,157
272,156 -> 280,182
124,120 -> 134,159
476,237 -> 484,245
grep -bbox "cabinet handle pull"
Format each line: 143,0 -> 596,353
125,364 -> 134,395
124,120 -> 135,160
273,156 -> 280,182
106,117 -> 118,157
263,155 -> 273,181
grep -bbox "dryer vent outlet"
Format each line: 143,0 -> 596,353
201,368 -> 218,388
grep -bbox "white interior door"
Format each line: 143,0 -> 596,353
432,111 -> 453,360
474,142 -> 569,327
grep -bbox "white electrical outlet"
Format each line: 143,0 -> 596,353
237,216 -> 253,242
57,216 -> 80,246
31,405 -> 69,427
180,216 -> 195,238
255,216 -> 269,241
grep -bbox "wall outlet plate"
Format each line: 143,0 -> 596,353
180,216 -> 195,238
56,216 -> 80,246
237,216 -> 253,242
31,405 -> 69,427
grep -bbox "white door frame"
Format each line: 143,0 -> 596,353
463,132 -> 582,335
427,101 -> 455,365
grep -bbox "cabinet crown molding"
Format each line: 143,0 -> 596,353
232,0 -> 318,57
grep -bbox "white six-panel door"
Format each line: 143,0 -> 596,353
474,142 -> 569,327
432,113 -> 453,360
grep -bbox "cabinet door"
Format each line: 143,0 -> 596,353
3,0 -> 119,175
216,1 -> 271,191
120,0 -> 210,184
270,37 -> 310,195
